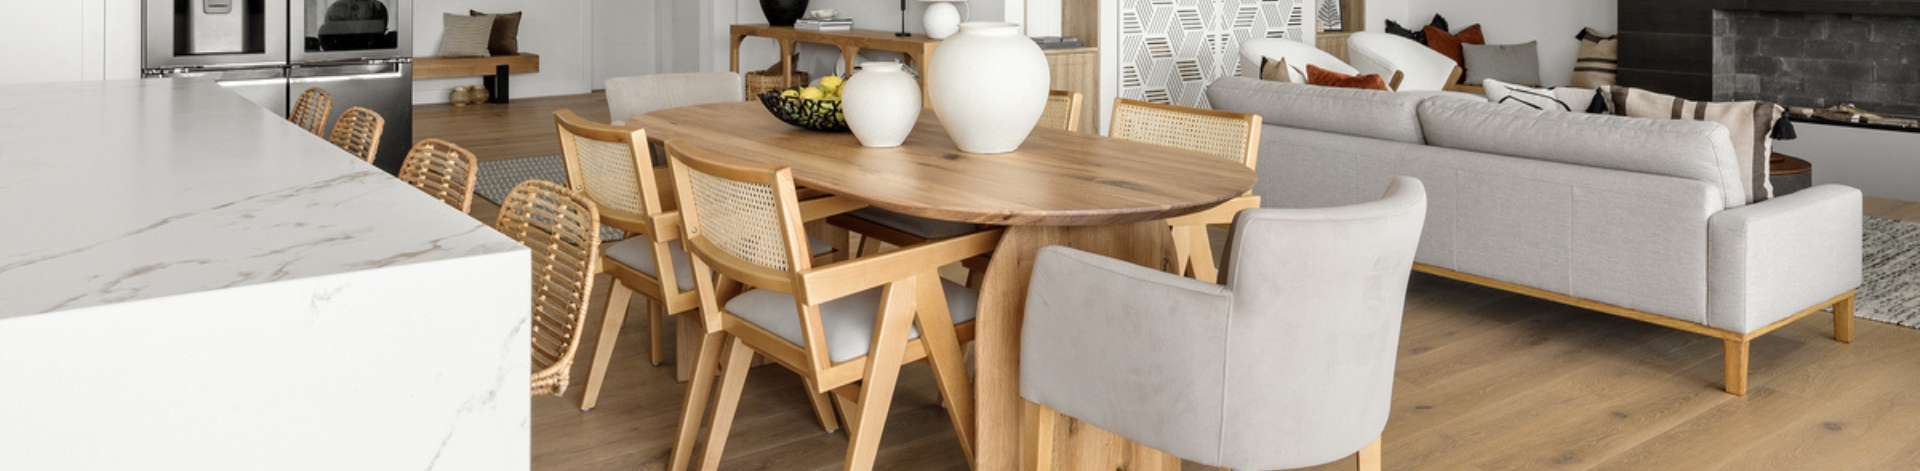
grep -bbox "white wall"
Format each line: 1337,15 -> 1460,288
591,0 -> 662,85
1776,123 -> 1920,202
1359,0 -> 1620,86
413,0 -> 594,103
726,0 -> 1007,77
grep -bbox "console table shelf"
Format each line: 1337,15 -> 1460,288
729,25 -> 941,100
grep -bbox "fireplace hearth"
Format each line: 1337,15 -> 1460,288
1713,10 -> 1920,128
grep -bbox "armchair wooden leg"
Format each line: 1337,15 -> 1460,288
803,377 -> 842,433
698,336 -> 757,471
649,300 -> 666,366
1022,400 -> 1057,471
1723,338 -> 1750,396
1357,436 -> 1382,471
826,223 -> 852,262
668,331 -> 726,471
1187,227 -> 1219,284
858,236 -> 883,258
844,280 -> 918,471
1170,225 -> 1194,279
832,386 -> 864,438
916,270 -> 977,464
1834,293 -> 1856,343
676,314 -> 700,382
580,282 -> 634,411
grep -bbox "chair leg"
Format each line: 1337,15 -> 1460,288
1357,436 -> 1382,471
698,336 -> 758,471
1169,225 -> 1194,279
1187,227 -> 1219,284
676,314 -> 700,383
580,282 -> 634,411
857,236 -> 883,258
827,223 -> 852,262
668,331 -> 726,471
1021,400 -> 1057,471
803,377 -> 842,433
843,280 -> 919,471
832,386 -> 864,438
1834,293 -> 1856,343
649,300 -> 666,366
1723,338 -> 1750,396
916,270 -> 977,464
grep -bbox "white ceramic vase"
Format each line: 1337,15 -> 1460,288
927,22 -> 1049,154
921,0 -> 967,40
841,62 -> 923,148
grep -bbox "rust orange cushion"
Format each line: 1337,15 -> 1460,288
1424,24 -> 1485,65
1306,64 -> 1392,91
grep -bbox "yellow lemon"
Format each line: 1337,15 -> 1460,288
799,87 -> 825,100
780,89 -> 798,98
819,75 -> 844,92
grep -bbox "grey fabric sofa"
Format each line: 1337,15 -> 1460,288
1206,77 -> 1863,395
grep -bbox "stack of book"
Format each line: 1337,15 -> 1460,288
795,18 -> 854,31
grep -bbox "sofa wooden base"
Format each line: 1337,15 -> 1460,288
1412,263 -> 1856,396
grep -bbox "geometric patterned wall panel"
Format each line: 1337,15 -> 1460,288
1120,0 -> 1309,109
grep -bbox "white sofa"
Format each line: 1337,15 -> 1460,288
1207,77 -> 1863,395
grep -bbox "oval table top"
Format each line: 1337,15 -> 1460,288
626,101 -> 1256,226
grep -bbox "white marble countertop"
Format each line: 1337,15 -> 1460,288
0,79 -> 523,321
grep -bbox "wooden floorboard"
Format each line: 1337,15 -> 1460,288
412,93 -> 1920,471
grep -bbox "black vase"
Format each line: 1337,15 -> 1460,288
760,0 -> 808,27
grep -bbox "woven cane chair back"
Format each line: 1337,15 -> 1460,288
496,180 -> 602,396
328,106 -> 386,164
665,139 -> 809,285
1038,90 -> 1084,132
554,110 -> 664,221
290,88 -> 332,137
1109,98 -> 1262,170
397,139 -> 480,213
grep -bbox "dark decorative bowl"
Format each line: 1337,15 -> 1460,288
757,89 -> 849,132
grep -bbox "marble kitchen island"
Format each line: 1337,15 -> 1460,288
0,79 -> 530,470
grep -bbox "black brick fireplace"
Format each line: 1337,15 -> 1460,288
1619,0 -> 1920,105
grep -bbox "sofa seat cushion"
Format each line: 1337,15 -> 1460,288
727,279 -> 978,363
1417,97 -> 1748,209
1207,77 -> 1427,144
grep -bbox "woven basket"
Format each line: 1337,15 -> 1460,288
746,65 -> 811,100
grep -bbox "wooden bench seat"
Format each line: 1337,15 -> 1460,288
414,53 -> 540,103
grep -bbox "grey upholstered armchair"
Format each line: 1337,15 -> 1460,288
1020,177 -> 1428,471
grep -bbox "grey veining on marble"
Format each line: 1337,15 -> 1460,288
0,79 -> 522,320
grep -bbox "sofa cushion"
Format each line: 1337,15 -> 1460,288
1601,86 -> 1786,204
1207,76 -> 1426,144
1306,64 -> 1391,91
1423,24 -> 1484,66
1416,97 -> 1748,209
1572,28 -> 1619,88
1482,79 -> 1604,113
1462,42 -> 1541,86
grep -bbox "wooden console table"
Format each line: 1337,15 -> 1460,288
729,24 -> 941,100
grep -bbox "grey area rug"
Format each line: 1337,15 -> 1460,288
1861,216 -> 1920,328
478,154 -> 1920,326
475,155 -> 625,241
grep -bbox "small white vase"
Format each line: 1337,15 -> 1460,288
928,22 -> 1049,154
921,0 -> 967,40
841,62 -> 923,148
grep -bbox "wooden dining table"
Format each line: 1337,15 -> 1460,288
627,101 -> 1256,471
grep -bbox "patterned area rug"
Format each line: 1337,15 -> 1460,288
475,155 -> 625,241
1861,216 -> 1920,328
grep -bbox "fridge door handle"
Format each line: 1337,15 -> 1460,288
217,78 -> 291,87
288,71 -> 405,83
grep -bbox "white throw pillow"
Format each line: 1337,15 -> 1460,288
1482,79 -> 1603,113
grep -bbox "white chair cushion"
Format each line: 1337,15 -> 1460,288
726,279 -> 978,363
848,207 -> 982,240
1347,32 -> 1458,92
607,234 -> 835,291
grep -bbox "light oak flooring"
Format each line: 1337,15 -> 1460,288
416,94 -> 1920,471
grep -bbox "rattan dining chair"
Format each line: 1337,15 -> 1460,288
290,87 -> 332,137
557,109 -> 840,412
1108,98 -> 1262,283
496,180 -> 603,397
397,139 -> 480,213
1038,90 -> 1084,133
329,106 -> 385,164
663,138 -> 995,471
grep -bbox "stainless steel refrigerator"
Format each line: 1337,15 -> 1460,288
145,0 -> 414,174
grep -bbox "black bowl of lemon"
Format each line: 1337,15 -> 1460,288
758,76 -> 849,132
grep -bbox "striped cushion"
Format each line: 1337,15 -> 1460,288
436,13 -> 493,58
1602,86 -> 1785,203
1571,28 -> 1618,88
1483,79 -> 1603,113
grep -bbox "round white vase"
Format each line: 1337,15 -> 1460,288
921,0 -> 965,40
841,62 -> 923,148
927,22 -> 1049,154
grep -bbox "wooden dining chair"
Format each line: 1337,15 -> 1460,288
397,139 -> 479,213
495,180 -> 603,397
290,87 -> 332,137
1108,98 -> 1262,283
557,109 -> 841,412
663,138 -> 995,471
329,106 -> 385,164
1038,90 -> 1084,133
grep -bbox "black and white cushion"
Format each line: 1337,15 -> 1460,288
1482,79 -> 1605,113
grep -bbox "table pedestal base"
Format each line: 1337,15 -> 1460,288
974,221 -> 1183,471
